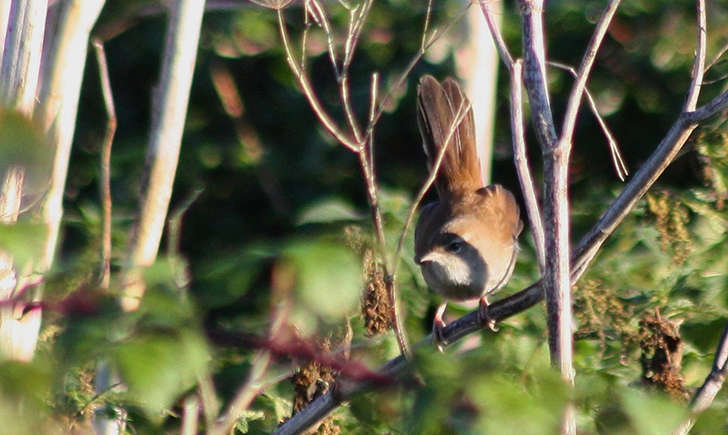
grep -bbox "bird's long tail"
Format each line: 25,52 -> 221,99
416,75 -> 482,197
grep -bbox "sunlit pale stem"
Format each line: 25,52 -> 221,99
123,0 -> 206,311
36,0 -> 106,272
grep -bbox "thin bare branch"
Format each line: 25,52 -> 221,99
366,2 -> 471,137
420,0 -> 434,51
509,60 -> 546,272
367,72 -> 378,172
276,8 -> 360,152
549,60 -> 628,181
558,0 -> 621,148
339,1 -> 374,143
211,305 -> 288,435
704,38 -> 728,76
342,0 -> 371,71
479,0 -> 514,67
695,325 -> 728,398
197,373 -> 220,433
92,39 -> 117,290
685,0 -> 707,113
307,0 -> 340,78
573,0 -> 708,280
211,350 -> 273,435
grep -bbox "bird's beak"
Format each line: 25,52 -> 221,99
415,252 -> 437,265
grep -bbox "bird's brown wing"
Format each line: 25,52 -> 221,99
476,184 -> 523,240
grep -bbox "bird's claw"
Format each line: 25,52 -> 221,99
478,298 -> 499,332
432,318 -> 447,352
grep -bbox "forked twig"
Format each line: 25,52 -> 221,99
548,60 -> 628,181
364,2 -> 471,138
276,9 -> 359,152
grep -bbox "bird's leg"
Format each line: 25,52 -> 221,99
478,295 -> 498,332
432,302 -> 448,352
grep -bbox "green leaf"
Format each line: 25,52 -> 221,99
621,389 -> 687,434
0,110 -> 50,194
114,330 -> 209,417
0,222 -> 46,266
296,198 -> 363,225
285,239 -> 361,322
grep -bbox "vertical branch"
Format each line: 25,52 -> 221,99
123,0 -> 206,311
518,1 -> 574,391
509,60 -> 546,272
519,0 -> 557,148
181,395 -> 201,435
92,38 -> 117,289
0,0 -> 48,113
0,0 -> 11,66
357,72 -> 413,357
684,0 -> 706,113
0,167 -> 29,361
479,0 -> 546,272
0,0 -> 47,363
36,0 -> 106,271
90,36 -> 123,435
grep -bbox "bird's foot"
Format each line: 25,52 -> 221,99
478,296 -> 498,332
432,317 -> 447,353
432,303 -> 448,352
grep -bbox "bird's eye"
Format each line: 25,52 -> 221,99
445,241 -> 463,253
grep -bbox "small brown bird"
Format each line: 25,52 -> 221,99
414,75 -> 522,350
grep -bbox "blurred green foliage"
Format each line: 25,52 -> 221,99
1,0 -> 727,433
